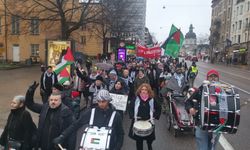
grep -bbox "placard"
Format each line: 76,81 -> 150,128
110,93 -> 128,111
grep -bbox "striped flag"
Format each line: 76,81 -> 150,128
54,47 -> 74,74
54,47 -> 74,84
57,67 -> 71,84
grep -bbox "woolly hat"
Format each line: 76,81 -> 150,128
207,69 -> 219,79
96,89 -> 112,102
95,75 -> 104,82
53,83 -> 64,91
109,69 -> 117,75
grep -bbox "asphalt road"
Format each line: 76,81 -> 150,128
0,61 -> 249,150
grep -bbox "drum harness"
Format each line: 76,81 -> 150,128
80,108 -> 117,150
134,97 -> 154,124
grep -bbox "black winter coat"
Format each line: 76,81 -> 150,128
0,107 -> 36,150
25,88 -> 75,150
128,96 -> 161,141
61,105 -> 124,150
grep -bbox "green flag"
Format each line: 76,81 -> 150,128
161,24 -> 184,58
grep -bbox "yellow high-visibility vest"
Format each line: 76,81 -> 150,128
191,66 -> 198,73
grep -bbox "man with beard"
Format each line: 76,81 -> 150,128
25,82 -> 75,150
40,66 -> 58,104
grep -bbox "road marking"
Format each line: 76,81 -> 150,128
219,135 -> 234,150
199,71 -> 250,95
220,80 -> 250,95
197,63 -> 250,81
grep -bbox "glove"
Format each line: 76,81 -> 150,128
28,81 -> 39,92
53,135 -> 65,145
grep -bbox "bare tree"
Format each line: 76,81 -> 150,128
3,0 -> 102,40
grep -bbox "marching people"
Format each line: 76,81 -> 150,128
75,66 -> 92,108
89,75 -> 107,107
25,81 -> 75,150
110,79 -> 128,120
107,69 -> 120,91
120,68 -> 131,94
180,59 -> 188,72
85,57 -> 92,75
0,95 -> 37,150
185,69 -> 221,150
187,61 -> 198,88
53,89 -> 124,150
133,69 -> 150,93
128,83 -> 161,150
40,66 -> 58,104
166,64 -> 189,94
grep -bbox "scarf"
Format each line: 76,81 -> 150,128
43,71 -> 55,90
139,93 -> 149,102
134,96 -> 154,122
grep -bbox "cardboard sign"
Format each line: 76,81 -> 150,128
110,93 -> 128,111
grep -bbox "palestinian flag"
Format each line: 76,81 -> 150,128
57,66 -> 71,84
91,138 -> 100,144
161,24 -> 184,58
54,47 -> 74,74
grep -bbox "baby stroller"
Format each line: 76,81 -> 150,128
163,76 -> 194,137
167,92 -> 195,137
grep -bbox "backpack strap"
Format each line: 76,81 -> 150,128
89,108 -> 96,126
108,111 -> 116,128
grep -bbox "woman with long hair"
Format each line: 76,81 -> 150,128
128,83 -> 161,150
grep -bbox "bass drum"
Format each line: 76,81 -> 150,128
200,82 -> 240,134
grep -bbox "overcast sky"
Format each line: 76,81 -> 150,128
146,0 -> 212,42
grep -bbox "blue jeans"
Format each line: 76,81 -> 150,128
195,127 -> 220,150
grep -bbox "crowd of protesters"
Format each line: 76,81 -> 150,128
0,55 -> 201,150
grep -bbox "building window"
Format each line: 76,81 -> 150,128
227,8 -> 231,19
80,36 -> 86,44
248,2 -> 250,11
11,15 -> 20,34
30,44 -> 39,56
246,18 -> 249,28
238,35 -> 241,43
239,20 -> 242,29
30,17 -> 39,35
240,5 -> 243,15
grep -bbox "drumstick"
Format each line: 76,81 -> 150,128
58,144 -> 65,150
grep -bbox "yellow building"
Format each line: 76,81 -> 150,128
0,1 -> 103,64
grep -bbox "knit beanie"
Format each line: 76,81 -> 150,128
207,69 -> 219,79
95,75 -> 104,82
